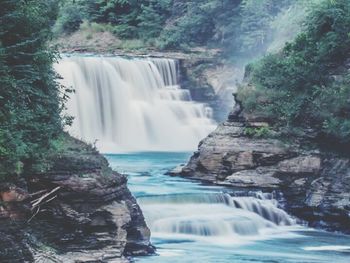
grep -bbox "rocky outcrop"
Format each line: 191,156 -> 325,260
180,60 -> 243,121
174,110 -> 350,233
0,135 -> 153,262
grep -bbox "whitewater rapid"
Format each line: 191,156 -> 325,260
107,152 -> 350,263
138,191 -> 297,245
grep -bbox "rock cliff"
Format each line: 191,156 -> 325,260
0,135 -> 153,262
174,106 -> 350,233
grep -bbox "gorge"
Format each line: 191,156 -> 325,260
58,55 -> 350,262
2,1 -> 350,262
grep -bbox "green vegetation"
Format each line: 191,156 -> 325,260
0,0 -> 69,179
1,0 -> 349,181
243,127 -> 272,138
53,0 -> 84,34
54,0 -> 173,39
53,0 -> 297,55
238,0 -> 350,148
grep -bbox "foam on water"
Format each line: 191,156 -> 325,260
303,246 -> 350,251
106,152 -> 350,263
138,191 -> 298,245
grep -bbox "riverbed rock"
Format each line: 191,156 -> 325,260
0,135 -> 153,262
220,167 -> 282,188
177,110 -> 350,233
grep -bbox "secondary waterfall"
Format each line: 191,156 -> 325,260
106,152 -> 350,263
55,56 -> 216,153
138,191 -> 296,244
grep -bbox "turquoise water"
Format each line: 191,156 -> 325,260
106,152 -> 350,263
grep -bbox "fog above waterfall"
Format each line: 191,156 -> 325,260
55,56 -> 216,153
232,0 -> 318,65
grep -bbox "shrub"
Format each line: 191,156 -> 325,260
243,127 -> 272,138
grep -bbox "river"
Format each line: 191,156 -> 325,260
56,55 -> 350,262
106,152 -> 350,263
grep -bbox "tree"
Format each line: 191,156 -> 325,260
238,0 -> 350,148
0,0 -> 64,178
53,0 -> 84,35
138,0 -> 172,39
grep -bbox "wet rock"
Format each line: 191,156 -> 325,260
176,114 -> 350,233
0,222 -> 34,263
277,156 -> 321,174
0,186 -> 29,202
219,167 -> 281,188
181,121 -> 297,182
0,135 -> 154,262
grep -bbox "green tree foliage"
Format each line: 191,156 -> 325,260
138,0 -> 172,39
158,0 -> 230,48
84,0 -> 142,38
238,0 -> 350,147
55,0 -> 295,53
81,0 -> 172,39
53,0 -> 84,35
238,0 -> 287,54
157,0 -> 294,52
0,0 -> 64,178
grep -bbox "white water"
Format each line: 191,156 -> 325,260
138,191 -> 297,245
55,56 -> 216,153
303,246 -> 350,252
55,54 -> 350,262
107,152 -> 350,263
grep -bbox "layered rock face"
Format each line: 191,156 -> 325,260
179,59 -> 242,121
0,136 -> 153,262
175,111 -> 350,233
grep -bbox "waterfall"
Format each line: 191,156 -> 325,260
55,56 -> 216,153
138,191 -> 296,244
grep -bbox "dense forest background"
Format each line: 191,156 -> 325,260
1,0 -> 349,180
238,0 -> 350,150
51,0 -> 350,149
54,0 -> 309,57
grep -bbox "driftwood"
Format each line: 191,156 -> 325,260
29,189 -> 47,198
27,186 -> 61,223
27,206 -> 40,223
30,186 -> 61,209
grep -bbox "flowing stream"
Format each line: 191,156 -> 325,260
107,152 -> 350,263
58,55 -> 350,262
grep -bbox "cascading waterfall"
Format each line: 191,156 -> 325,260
138,191 -> 296,244
55,56 -> 216,153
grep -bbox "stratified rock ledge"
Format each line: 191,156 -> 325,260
172,117 -> 350,233
0,135 -> 154,263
